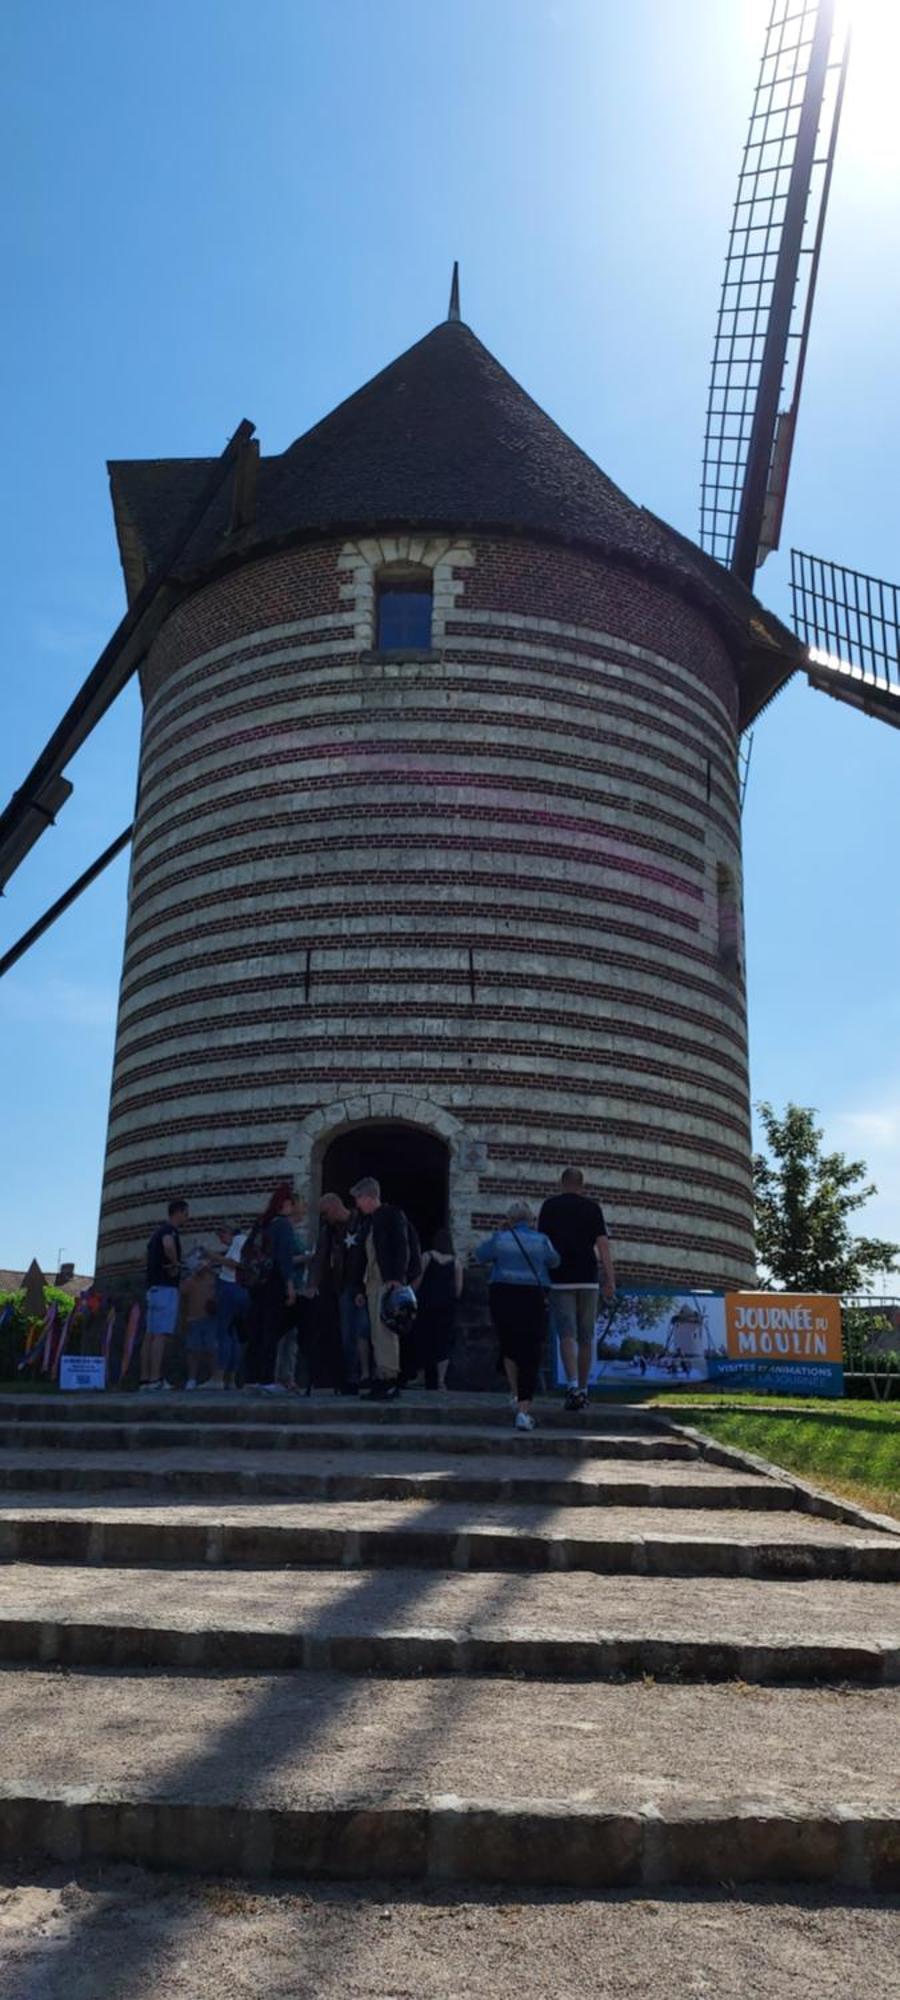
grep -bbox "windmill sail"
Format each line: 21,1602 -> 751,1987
700,0 -> 849,585
0,420 -> 255,896
791,550 -> 900,728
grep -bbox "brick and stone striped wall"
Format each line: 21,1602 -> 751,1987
96,530 -> 755,1292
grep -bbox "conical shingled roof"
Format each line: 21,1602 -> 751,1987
109,318 -> 800,715
261,319 -> 680,562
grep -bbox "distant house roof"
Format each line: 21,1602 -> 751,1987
0,1267 -> 93,1295
109,318 -> 801,727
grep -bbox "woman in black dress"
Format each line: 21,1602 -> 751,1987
415,1227 -> 463,1390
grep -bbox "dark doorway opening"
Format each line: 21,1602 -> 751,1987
321,1121 -> 449,1249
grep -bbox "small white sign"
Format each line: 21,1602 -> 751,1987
60,1356 -> 107,1392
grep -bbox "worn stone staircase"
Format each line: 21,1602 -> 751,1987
0,1391 -> 897,1892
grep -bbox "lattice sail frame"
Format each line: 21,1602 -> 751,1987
700,0 -> 848,575
792,550 -> 900,695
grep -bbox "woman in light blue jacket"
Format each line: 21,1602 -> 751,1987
474,1199 -> 560,1430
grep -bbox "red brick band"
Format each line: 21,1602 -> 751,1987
112,1018 -> 747,1091
126,857 -> 703,938
128,812 -> 716,908
113,971 -> 748,1056
145,658 -> 739,783
140,697 -> 735,813
133,743 -> 724,855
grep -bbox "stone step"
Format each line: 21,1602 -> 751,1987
0,1450 -> 791,1509
0,1392 -> 663,1433
1,1498 -> 897,1581
0,1419 -> 699,1462
1,1564 -> 897,1682
0,1670 -> 897,1887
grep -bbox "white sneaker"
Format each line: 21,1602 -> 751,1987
515,1410 -> 536,1431
262,1382 -> 288,1395
185,1378 -> 198,1391
139,1382 -> 159,1394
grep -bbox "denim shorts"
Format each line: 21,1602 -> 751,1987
186,1315 -> 218,1353
146,1285 -> 179,1337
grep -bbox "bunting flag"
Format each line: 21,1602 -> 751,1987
0,1302 -> 13,1335
40,1305 -> 60,1374
117,1302 -> 142,1386
102,1306 -> 116,1364
18,1304 -> 56,1373
52,1310 -> 74,1380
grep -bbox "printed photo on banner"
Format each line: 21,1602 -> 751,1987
554,1289 -> 845,1396
554,1290 -> 726,1388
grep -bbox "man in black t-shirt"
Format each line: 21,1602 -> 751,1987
140,1197 -> 189,1393
539,1168 -> 615,1412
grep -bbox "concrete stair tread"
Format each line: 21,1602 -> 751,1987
0,1495 -> 887,1544
1,1498 -> 897,1586
0,1392 -> 663,1432
0,1446 -> 767,1486
3,1562 -> 898,1651
0,1668 -> 897,1811
0,1457 -> 801,1509
0,1420 -> 697,1461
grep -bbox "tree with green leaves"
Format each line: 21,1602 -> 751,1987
753,1102 -> 899,1293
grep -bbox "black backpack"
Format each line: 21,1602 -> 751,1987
237,1222 -> 273,1295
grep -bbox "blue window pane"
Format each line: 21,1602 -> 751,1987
377,590 -> 432,650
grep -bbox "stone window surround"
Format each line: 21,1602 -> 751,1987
336,535 -> 474,653
281,1091 -> 484,1251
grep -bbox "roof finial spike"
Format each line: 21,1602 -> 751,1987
448,260 -> 460,323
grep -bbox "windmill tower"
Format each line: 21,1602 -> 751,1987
89,294 -> 794,1302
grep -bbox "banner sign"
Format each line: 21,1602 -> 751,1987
554,1288 -> 843,1396
59,1356 -> 107,1392
710,1293 -> 843,1397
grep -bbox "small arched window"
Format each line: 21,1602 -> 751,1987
376,563 -> 433,652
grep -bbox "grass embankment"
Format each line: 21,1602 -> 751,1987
656,1398 -> 900,1520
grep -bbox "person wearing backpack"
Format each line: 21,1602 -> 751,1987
473,1200 -> 559,1430
241,1183 -> 299,1390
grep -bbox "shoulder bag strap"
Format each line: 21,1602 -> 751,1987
509,1226 -> 551,1300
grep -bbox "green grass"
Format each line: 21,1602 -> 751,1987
655,1398 -> 900,1520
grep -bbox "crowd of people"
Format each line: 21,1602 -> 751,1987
141,1166 -> 615,1427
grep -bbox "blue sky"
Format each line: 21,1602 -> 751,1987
1,0 -> 898,1277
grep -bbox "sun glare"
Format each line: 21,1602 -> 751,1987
836,0 -> 900,181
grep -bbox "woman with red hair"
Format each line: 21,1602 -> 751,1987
241,1182 -> 299,1391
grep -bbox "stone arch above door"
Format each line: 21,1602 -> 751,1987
281,1091 -> 484,1248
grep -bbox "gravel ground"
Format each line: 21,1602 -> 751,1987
0,1868 -> 897,2000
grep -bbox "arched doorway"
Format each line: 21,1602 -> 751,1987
321,1121 -> 449,1249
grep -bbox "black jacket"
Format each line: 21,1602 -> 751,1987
349,1204 -> 410,1289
